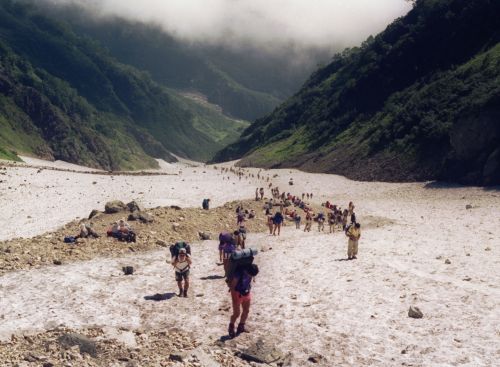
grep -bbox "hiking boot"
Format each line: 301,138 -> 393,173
178,289 -> 183,297
183,290 -> 188,298
352,256 -> 357,260
228,323 -> 236,338
236,323 -> 248,335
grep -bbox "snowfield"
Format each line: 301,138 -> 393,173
0,158 -> 499,366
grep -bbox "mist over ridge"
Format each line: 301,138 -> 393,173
41,0 -> 412,54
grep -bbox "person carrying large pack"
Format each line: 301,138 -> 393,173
170,247 -> 192,297
170,241 -> 191,259
226,248 -> 259,338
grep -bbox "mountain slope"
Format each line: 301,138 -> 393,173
214,0 -> 500,185
0,1 -> 247,168
34,3 -> 322,121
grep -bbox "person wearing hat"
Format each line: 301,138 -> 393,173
172,248 -> 192,297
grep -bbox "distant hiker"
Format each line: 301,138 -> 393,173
76,223 -> 99,239
238,226 -> 247,249
171,248 -> 192,297
272,211 -> 284,236
317,213 -> 325,232
302,193 -> 305,200
255,188 -> 259,201
345,223 -> 361,260
267,213 -> 274,235
328,213 -> 336,233
348,202 -> 355,216
259,187 -> 264,200
342,209 -> 349,230
306,193 -> 310,200
310,193 -> 313,199
228,262 -> 259,338
108,219 -> 136,242
237,211 -> 245,226
294,214 -> 301,229
304,211 -> 313,232
350,211 -> 356,224
202,198 -> 210,210
218,232 -> 232,264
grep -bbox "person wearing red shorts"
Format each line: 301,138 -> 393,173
228,263 -> 259,338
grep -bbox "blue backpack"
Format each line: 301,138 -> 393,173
235,272 -> 253,296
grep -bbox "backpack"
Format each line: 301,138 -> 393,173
64,236 -> 76,243
234,271 -> 253,296
169,241 -> 191,258
219,231 -> 233,243
226,248 -> 257,283
202,199 -> 209,209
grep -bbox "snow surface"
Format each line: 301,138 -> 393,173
0,159 -> 499,366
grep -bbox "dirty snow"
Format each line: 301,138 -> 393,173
0,158 -> 499,366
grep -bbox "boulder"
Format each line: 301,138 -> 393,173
169,352 -> 185,362
170,205 -> 182,210
88,209 -> 100,219
138,212 -> 153,223
122,266 -> 134,275
126,201 -> 143,212
237,337 -> 286,365
408,306 -> 423,319
445,259 -> 451,264
128,213 -> 140,221
198,231 -> 211,240
465,204 -> 473,210
58,333 -> 98,357
156,239 -> 167,247
105,200 -> 126,214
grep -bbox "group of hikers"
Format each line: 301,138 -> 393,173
259,186 -> 361,260
169,200 -> 258,338
65,218 -> 137,244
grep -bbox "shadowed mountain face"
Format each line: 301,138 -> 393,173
34,2 -> 329,122
0,0 -> 251,168
214,0 -> 500,186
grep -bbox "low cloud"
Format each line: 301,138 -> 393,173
43,0 -> 411,52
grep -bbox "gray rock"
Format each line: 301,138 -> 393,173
88,209 -> 100,219
237,337 -> 286,364
445,259 -> 451,264
169,352 -> 185,362
465,204 -> 473,210
128,212 -> 140,221
156,239 -> 167,247
122,266 -> 134,275
53,259 -> 62,266
105,200 -> 126,214
126,201 -> 143,212
308,354 -> 323,363
58,333 -> 98,357
138,212 -> 153,223
408,306 -> 423,319
170,205 -> 182,210
198,231 -> 211,240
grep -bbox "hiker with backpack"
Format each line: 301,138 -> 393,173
226,248 -> 259,338
272,211 -> 284,236
170,242 -> 192,297
345,223 -> 361,260
294,214 -> 301,229
304,211 -> 313,232
202,198 -> 210,210
219,232 -> 236,275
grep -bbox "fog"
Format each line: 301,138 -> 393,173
43,0 -> 412,52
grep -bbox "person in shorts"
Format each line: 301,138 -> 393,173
172,248 -> 191,297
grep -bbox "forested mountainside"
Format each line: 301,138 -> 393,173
0,0 -> 248,168
214,0 -> 500,185
35,2 -> 325,121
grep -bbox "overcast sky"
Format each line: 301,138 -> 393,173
45,0 -> 412,51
